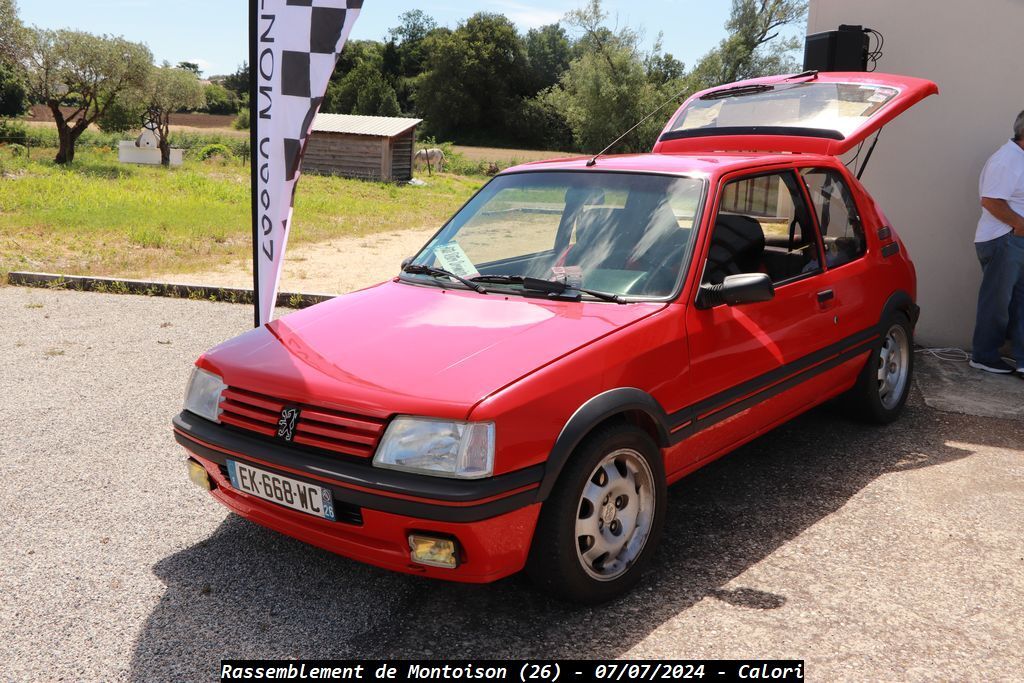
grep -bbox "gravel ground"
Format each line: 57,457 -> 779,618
1,286 -> 1022,682
158,228 -> 435,297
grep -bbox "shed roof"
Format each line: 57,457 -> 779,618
311,113 -> 422,138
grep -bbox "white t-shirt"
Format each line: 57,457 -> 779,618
976,139 -> 1024,242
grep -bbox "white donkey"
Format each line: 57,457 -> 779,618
413,147 -> 446,175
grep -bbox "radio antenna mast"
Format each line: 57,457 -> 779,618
586,85 -> 692,167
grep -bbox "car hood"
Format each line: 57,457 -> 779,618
201,281 -> 666,419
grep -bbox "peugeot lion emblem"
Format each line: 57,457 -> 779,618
277,407 -> 300,442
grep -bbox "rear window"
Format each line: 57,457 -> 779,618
668,82 -> 900,139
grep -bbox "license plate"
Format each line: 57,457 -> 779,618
227,460 -> 336,521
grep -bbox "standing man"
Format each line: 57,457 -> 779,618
970,110 -> 1024,377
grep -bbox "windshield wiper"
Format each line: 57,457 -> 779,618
401,263 -> 488,294
471,274 -> 626,304
700,83 -> 774,100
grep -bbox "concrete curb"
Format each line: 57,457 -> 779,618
5,271 -> 336,309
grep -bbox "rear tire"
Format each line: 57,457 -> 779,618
526,423 -> 667,604
848,312 -> 914,424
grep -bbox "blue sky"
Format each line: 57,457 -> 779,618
16,1 -> 772,78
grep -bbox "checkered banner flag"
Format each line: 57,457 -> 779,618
249,0 -> 363,326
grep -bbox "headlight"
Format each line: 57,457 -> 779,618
373,417 -> 495,479
183,367 -> 227,423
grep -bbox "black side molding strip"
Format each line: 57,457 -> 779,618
538,323 -> 885,499
877,226 -> 892,240
881,242 -> 900,258
667,325 -> 880,438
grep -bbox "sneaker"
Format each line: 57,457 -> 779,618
969,358 -> 1014,374
1017,368 -> 1024,380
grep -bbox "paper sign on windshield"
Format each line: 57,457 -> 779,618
434,242 -> 480,279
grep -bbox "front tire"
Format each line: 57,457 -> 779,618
526,424 -> 667,604
849,312 -> 914,424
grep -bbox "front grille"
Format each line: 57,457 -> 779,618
219,386 -> 387,459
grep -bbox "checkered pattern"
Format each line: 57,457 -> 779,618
276,0 -> 363,181
253,0 -> 362,325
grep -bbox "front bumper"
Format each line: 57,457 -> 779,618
173,412 -> 543,582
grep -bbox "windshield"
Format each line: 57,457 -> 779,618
668,82 -> 900,139
408,171 -> 705,299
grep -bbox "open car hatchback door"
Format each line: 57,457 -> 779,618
653,72 -> 938,156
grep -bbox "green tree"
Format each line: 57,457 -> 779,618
0,0 -> 26,66
355,78 -> 401,117
203,82 -> 239,114
389,9 -> 438,77
149,66 -> 205,165
21,28 -> 152,163
324,59 -> 400,117
222,62 -> 249,96
415,13 -> 531,143
686,0 -> 807,91
177,61 -> 201,77
96,65 -> 204,165
524,23 -> 572,94
0,61 -> 27,118
645,35 -> 685,85
545,0 -> 681,154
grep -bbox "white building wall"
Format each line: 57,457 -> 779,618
808,0 -> 1024,347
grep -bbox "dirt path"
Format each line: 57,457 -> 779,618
160,227 -> 437,294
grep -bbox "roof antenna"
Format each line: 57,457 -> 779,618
587,85 -> 691,167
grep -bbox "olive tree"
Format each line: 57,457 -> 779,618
148,65 -> 205,165
21,29 -> 152,163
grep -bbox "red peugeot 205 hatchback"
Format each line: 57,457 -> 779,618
175,72 -> 937,603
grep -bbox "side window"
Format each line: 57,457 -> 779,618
704,171 -> 820,286
801,169 -> 866,269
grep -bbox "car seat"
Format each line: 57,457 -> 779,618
703,214 -> 766,285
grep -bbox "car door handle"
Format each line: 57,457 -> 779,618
817,289 -> 835,305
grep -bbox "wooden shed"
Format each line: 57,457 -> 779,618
303,114 -> 422,182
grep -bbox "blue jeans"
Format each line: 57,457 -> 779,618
972,232 -> 1024,367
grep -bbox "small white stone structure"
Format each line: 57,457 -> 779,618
117,112 -> 183,166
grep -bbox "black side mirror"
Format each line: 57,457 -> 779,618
400,256 -> 413,270
697,273 -> 775,308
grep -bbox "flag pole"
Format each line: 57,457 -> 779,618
248,0 -> 261,328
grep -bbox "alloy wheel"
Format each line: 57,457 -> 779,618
574,448 -> 656,581
877,324 -> 910,410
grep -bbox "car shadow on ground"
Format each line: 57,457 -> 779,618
128,392 -> 1020,679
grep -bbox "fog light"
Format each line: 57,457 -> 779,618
408,534 -> 459,569
187,459 -> 211,490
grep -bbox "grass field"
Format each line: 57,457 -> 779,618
0,146 -> 482,279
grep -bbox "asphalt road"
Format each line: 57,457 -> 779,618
1,286 -> 1022,681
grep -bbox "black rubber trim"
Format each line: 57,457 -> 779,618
538,388 -> 672,499
659,126 -> 845,143
880,290 -> 918,328
173,412 -> 543,522
877,226 -> 892,240
881,242 -> 900,258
